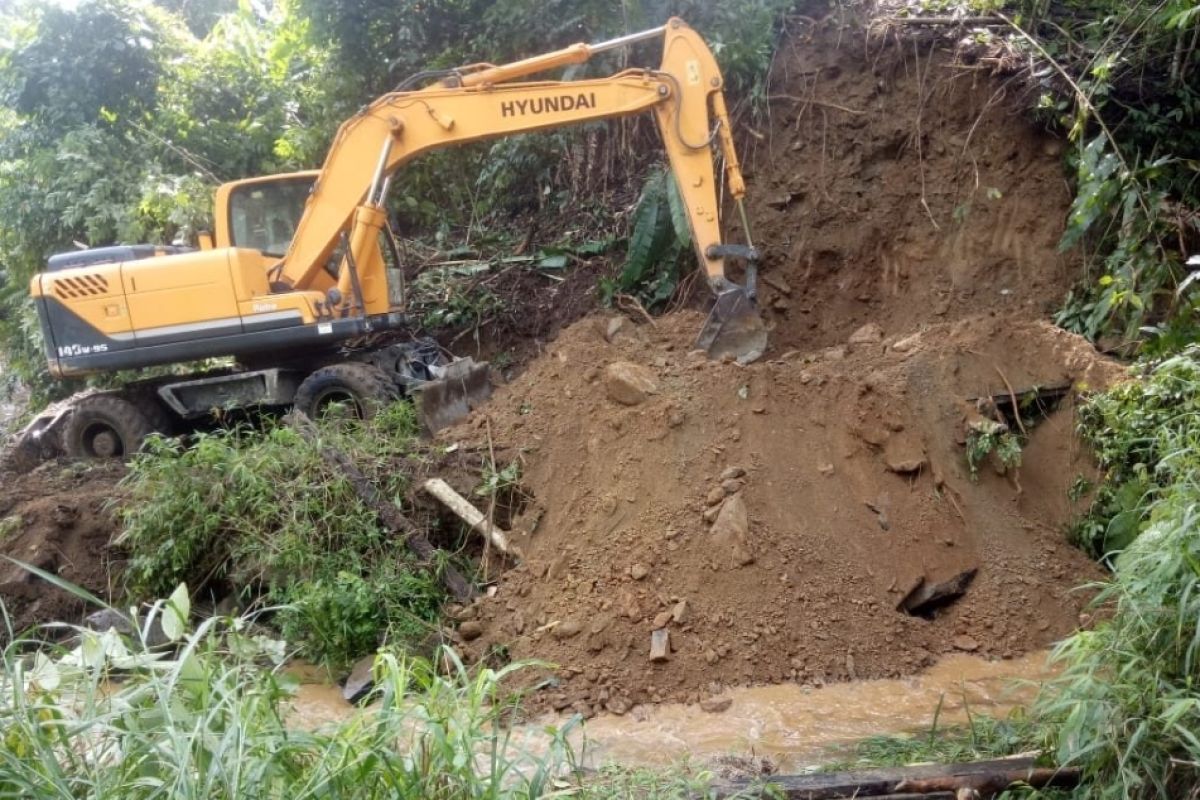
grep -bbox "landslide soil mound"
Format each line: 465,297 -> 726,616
0,461 -> 124,638
441,20 -> 1122,714
451,313 -> 1116,712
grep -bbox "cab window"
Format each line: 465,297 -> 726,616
228,178 -> 314,257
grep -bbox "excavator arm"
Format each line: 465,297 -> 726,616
279,18 -> 764,361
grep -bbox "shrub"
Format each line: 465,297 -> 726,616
118,404 -> 447,667
1038,346 -> 1200,797
1073,347 -> 1200,556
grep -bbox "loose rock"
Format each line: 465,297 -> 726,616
649,629 -> 671,662
953,634 -> 980,652
849,322 -> 883,345
553,620 -> 582,639
710,493 -> 755,567
892,332 -> 922,353
458,620 -> 484,641
343,654 -> 376,703
700,695 -> 732,713
604,361 -> 659,406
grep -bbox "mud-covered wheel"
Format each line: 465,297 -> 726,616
293,363 -> 399,421
62,395 -> 164,459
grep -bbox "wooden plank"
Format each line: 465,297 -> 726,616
709,757 -> 1080,799
421,477 -> 520,557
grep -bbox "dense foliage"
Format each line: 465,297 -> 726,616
998,0 -> 1200,349
1072,348 -> 1200,556
1034,348 -> 1200,798
118,405 -> 447,667
0,0 -> 790,407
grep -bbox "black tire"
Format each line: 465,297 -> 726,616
62,394 -> 165,459
293,363 -> 399,421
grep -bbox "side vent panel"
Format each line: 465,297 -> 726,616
52,274 -> 110,300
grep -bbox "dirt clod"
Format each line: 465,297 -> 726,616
0,461 -> 124,641
458,620 -> 484,641
700,695 -> 733,714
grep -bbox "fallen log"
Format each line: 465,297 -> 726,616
290,412 -> 478,603
421,477 -> 521,558
709,756 -> 1080,799
899,568 -> 978,616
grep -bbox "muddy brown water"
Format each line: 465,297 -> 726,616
284,651 -> 1052,770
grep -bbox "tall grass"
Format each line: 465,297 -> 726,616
0,580 -> 579,799
1036,346 -> 1200,798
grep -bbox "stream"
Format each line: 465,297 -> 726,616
285,651 -> 1053,771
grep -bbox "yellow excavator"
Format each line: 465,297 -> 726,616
7,18 -> 765,466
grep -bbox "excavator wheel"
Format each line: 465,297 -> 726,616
293,363 -> 399,421
62,394 -> 169,459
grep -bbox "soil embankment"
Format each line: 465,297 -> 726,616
0,461 -> 124,636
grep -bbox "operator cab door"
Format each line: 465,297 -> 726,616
122,250 -> 243,344
218,173 -> 333,291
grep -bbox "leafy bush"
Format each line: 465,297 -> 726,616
118,404 -> 447,667
0,582 -> 579,800
1029,346 -> 1200,797
1073,347 -> 1200,556
1041,467 -> 1200,797
603,166 -> 693,309
964,420 -> 1023,482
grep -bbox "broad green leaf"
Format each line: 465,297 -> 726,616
162,582 -> 190,643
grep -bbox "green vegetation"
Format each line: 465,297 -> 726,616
118,405 -> 448,668
0,579 -> 581,799
964,420 -> 1024,482
1036,346 -> 1200,797
1072,346 -> 1200,556
832,710 -> 1047,770
602,167 -> 694,311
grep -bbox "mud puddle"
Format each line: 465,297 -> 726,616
284,651 -> 1052,770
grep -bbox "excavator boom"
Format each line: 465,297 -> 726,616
279,17 -> 763,361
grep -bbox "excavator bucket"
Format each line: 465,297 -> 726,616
695,286 -> 767,364
412,357 -> 493,434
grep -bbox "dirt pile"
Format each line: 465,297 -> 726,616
449,312 -> 1116,711
439,19 -> 1123,714
0,461 -> 124,637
